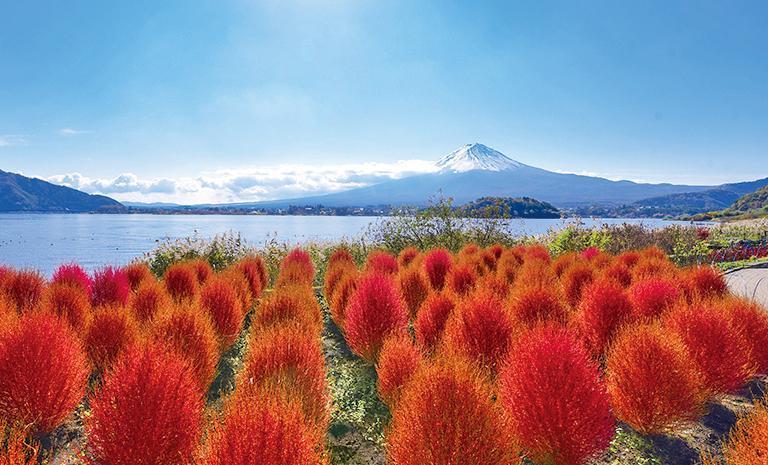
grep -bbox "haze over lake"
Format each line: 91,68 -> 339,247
0,214 -> 702,275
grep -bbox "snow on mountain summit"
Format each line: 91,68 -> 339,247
435,143 -> 524,172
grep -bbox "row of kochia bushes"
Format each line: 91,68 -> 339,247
325,244 -> 768,465
0,251 -> 333,463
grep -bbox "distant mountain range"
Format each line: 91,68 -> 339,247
0,170 -> 123,212
235,144 -> 721,209
2,143 -> 766,217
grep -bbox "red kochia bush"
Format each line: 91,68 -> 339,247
39,282 -> 91,332
628,276 -> 681,319
344,272 -> 408,362
414,292 -> 455,353
91,266 -> 130,308
151,305 -> 220,392
376,335 -> 422,407
121,262 -> 152,291
88,344 -> 203,465
365,250 -> 398,275
387,357 -> 519,465
606,324 -> 706,434
499,326 -> 614,465
276,248 -> 315,288
163,263 -> 199,303
443,290 -> 518,373
723,297 -> 768,374
685,266 -> 727,299
5,270 -> 45,312
328,247 -> 355,269
84,307 -> 140,371
397,267 -> 430,319
561,263 -> 595,307
52,263 -> 93,297
0,313 -> 88,434
324,261 -> 356,306
235,256 -> 269,297
665,302 -> 754,395
446,263 -> 478,296
423,248 -> 452,290
397,247 -> 420,269
507,284 -> 569,327
200,276 -> 245,350
200,394 -> 324,465
237,322 -> 329,431
575,279 -> 633,356
129,279 -> 170,324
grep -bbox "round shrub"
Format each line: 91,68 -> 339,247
200,276 -> 245,350
507,284 -> 568,327
237,322 -> 329,431
87,343 -> 203,465
323,261 -> 356,307
235,256 -> 269,297
39,282 -> 91,332
561,263 -> 595,307
163,263 -> 200,303
397,267 -> 430,319
0,313 -> 88,434
151,304 -> 220,392
665,302 -> 754,395
344,272 -> 408,362
121,262 -> 153,291
365,250 -> 398,275
628,276 -> 681,320
723,297 -> 768,375
606,323 -> 706,434
575,278 -> 633,356
397,247 -> 420,269
329,271 -> 357,327
200,394 -> 324,465
186,258 -> 213,284
328,247 -> 355,269
496,251 -> 522,283
129,278 -> 170,324
387,357 -> 519,465
498,325 -> 614,465
602,261 -> 632,288
276,248 -> 315,288
376,335 -> 422,407
706,401 -> 768,465
443,290 -> 519,373
5,270 -> 45,313
685,265 -> 727,299
446,263 -> 477,296
220,268 -> 254,313
414,292 -> 455,353
253,285 -> 322,335
84,306 -> 140,371
52,263 -> 93,297
423,248 -> 452,290
91,266 -> 130,308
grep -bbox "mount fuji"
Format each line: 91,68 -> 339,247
235,143 -> 716,209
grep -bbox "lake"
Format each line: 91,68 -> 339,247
0,214 -> 699,275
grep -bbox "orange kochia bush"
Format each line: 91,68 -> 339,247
276,248 -> 315,288
253,284 -> 322,335
414,292 -> 455,353
0,313 -> 88,434
397,267 -> 430,319
129,278 -> 170,324
39,282 -> 91,332
4,270 -> 45,312
387,356 -> 519,465
575,278 -> 633,356
703,401 -> 768,465
423,248 -> 452,290
606,323 -> 706,434
376,335 -> 422,407
84,306 -> 140,371
200,276 -> 245,349
163,263 -> 200,302
498,326 -> 614,465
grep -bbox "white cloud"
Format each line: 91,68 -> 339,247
46,159 -> 439,204
0,134 -> 27,147
58,128 -> 91,136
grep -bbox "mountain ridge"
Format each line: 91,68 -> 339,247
0,169 -> 124,212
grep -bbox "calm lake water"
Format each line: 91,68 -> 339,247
0,214 -> 699,275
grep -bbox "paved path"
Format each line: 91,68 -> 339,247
725,267 -> 768,308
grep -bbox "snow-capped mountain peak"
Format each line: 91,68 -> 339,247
435,143 -> 524,172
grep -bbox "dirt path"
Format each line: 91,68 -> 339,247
725,266 -> 768,308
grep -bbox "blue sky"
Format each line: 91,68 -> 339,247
0,0 -> 766,203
